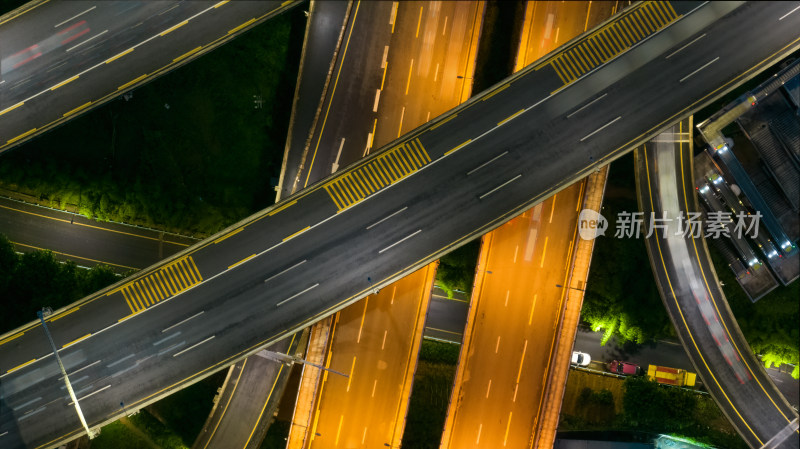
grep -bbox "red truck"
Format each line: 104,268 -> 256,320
607,360 -> 643,376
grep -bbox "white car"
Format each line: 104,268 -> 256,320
571,351 -> 591,367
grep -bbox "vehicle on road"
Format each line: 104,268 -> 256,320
607,360 -> 643,376
647,364 -> 697,387
571,351 -> 591,367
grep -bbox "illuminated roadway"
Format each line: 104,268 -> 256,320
0,0 -> 297,154
636,119 -> 799,448
300,2 -> 482,448
2,1 -> 799,447
441,2 -> 614,447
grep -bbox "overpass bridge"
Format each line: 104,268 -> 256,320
1,2 -> 799,447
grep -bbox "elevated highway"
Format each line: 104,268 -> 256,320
0,0 -> 298,154
2,2 -> 800,447
635,119 -> 798,448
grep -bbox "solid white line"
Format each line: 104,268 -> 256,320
366,207 -> 408,230
54,6 -> 96,28
68,384 -> 110,406
579,116 -> 622,142
467,150 -> 509,175
264,259 -> 307,284
479,175 -> 522,200
379,229 -> 422,254
665,33 -> 706,59
566,93 -> 607,118
779,4 -> 800,20
0,431 -> 7,436
173,336 -> 215,357
162,311 -> 204,333
679,57 -> 719,83
277,284 -> 320,307
67,360 -> 101,377
67,29 -> 108,52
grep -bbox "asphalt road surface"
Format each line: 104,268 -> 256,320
443,194 -> 582,449
0,196 -> 195,272
636,120 -> 798,448
0,0 -> 295,154
572,326 -> 800,410
2,2 -> 799,447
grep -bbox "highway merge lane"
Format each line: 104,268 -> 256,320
2,2 -> 799,447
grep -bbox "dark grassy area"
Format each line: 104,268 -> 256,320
581,154 -> 674,345
146,370 -> 227,446
401,340 -> 458,449
259,420 -> 290,449
559,377 -> 747,449
0,0 -> 29,16
470,0 -> 525,93
0,234 -> 122,333
435,239 -> 480,299
89,421 -> 152,449
0,7 -> 307,237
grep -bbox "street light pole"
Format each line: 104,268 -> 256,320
37,310 -> 96,439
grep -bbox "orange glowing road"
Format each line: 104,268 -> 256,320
441,2 -> 615,448
308,264 -> 435,448
301,2 -> 484,448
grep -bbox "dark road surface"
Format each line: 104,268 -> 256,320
1,2 -> 799,447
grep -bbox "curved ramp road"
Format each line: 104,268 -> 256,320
635,121 -> 798,448
1,2 -> 799,447
0,0 -> 298,154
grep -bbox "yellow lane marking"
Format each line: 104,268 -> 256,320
213,0 -> 230,7
283,226 -> 310,242
117,74 -> 148,91
8,359 -> 36,373
173,46 -> 203,63
11,240 -> 136,270
268,200 -> 297,216
426,327 -> 463,335
202,358 -> 248,449
0,0 -> 50,26
303,1 -> 361,189
8,128 -> 37,145
429,114 -> 457,130
642,147 -> 762,445
105,48 -> 134,64
445,139 -> 471,156
63,334 -> 91,349
498,109 -> 525,126
228,254 -> 256,270
324,138 -> 430,211
242,338 -> 290,446
117,255 -> 202,313
228,18 -> 255,35
0,101 -> 25,116
213,227 -> 243,244
63,101 -> 92,117
160,20 -> 188,36
47,308 -> 80,322
415,6 -> 423,38
0,332 -> 24,346
280,0 -> 293,6
676,118 -> 792,423
50,75 -> 79,91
